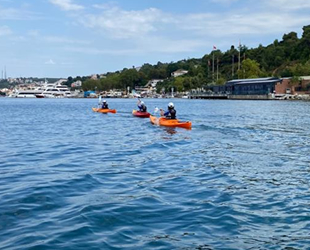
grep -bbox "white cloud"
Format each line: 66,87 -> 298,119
49,0 -> 84,11
44,36 -> 90,45
0,25 -> 12,36
64,46 -> 140,56
80,4 -> 309,40
266,0 -> 310,10
45,59 -> 56,65
92,3 -> 118,10
138,37 -> 206,53
180,12 -> 310,38
64,36 -> 206,57
81,7 -> 172,39
210,0 -> 239,5
70,3 -> 310,56
0,6 -> 41,20
27,30 -> 39,37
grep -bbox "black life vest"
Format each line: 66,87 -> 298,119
140,105 -> 147,112
169,108 -> 176,119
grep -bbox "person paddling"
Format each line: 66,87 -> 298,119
101,100 -> 109,109
137,99 -> 147,112
160,102 -> 176,119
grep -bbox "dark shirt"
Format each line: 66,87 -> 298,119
102,103 -> 109,109
164,108 -> 176,119
138,104 -> 147,112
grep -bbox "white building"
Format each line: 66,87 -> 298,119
71,80 -> 82,88
90,74 -> 98,80
146,79 -> 164,88
171,69 -> 188,77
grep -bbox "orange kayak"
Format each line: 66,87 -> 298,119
149,115 -> 192,129
92,108 -> 117,113
132,109 -> 150,118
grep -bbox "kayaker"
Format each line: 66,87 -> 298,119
137,100 -> 147,112
101,100 -> 109,109
160,102 -> 176,119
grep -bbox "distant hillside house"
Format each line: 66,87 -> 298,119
145,79 -> 164,88
171,69 -> 188,77
71,80 -> 82,88
90,74 -> 98,80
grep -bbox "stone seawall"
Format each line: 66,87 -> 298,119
189,93 -> 310,100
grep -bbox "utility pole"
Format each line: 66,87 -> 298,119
212,51 -> 215,83
207,60 -> 210,79
232,54 -> 234,78
217,58 -> 219,82
238,45 -> 241,71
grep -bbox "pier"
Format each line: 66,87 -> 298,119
189,92 -> 228,99
189,92 -> 277,100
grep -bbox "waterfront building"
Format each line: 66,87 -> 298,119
277,76 -> 310,95
190,76 -> 310,99
225,77 -> 282,95
190,77 -> 283,99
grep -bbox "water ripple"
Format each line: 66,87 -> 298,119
0,98 -> 310,249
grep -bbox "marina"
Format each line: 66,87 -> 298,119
7,80 -> 77,98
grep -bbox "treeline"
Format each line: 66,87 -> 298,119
74,24 -> 310,93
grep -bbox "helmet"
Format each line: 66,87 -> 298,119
103,100 -> 107,103
141,101 -> 144,105
168,102 -> 174,108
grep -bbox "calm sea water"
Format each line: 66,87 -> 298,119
0,98 -> 310,250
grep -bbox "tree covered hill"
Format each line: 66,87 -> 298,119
80,25 -> 310,93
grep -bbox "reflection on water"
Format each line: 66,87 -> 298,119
164,127 -> 177,135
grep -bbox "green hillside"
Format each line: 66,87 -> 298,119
80,25 -> 310,93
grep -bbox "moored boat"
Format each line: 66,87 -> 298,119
149,115 -> 192,129
92,108 -> 117,113
132,109 -> 150,118
35,94 -> 45,98
9,90 -> 43,98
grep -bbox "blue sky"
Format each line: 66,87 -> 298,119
1,0 -> 310,78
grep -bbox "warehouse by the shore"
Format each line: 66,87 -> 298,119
189,77 -> 310,100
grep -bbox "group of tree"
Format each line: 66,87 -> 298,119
78,25 -> 310,93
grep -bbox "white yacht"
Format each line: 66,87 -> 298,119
35,83 -> 72,98
38,88 -> 64,98
9,90 -> 43,98
55,85 -> 72,97
8,80 -> 73,98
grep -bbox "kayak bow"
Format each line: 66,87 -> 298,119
149,115 -> 191,129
